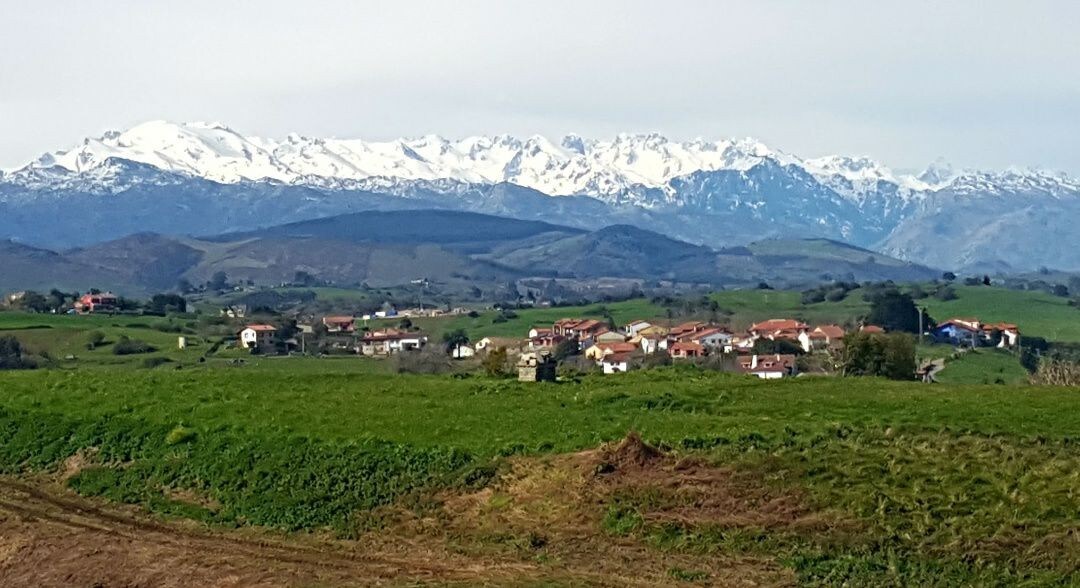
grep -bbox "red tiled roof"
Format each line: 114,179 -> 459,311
670,321 -> 707,335
595,342 -> 638,354
750,319 -> 808,332
813,325 -> 845,339
244,324 -> 277,332
670,341 -> 705,354
323,315 -> 355,323
860,325 -> 885,334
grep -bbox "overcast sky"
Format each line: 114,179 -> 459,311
2,1 -> 1078,174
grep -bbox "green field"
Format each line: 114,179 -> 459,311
917,285 -> 1080,342
935,348 -> 1030,386
1,362 -> 1078,584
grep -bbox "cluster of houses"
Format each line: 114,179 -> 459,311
234,311 -> 1022,378
515,317 -> 862,379
932,318 -> 1020,348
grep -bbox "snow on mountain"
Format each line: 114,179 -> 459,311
11,120 -> 938,202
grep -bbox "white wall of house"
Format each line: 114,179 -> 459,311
624,321 -> 652,336
602,360 -> 629,374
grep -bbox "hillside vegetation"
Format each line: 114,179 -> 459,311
0,364 -> 1077,585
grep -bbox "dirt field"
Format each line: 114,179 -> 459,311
0,437 -> 803,587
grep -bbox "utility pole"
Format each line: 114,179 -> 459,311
917,307 -> 922,345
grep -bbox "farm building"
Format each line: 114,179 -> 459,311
239,324 -> 277,351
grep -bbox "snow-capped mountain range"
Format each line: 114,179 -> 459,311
2,120 -> 1080,272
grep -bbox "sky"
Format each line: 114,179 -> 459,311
1,0 -> 1078,174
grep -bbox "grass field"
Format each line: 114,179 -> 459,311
410,284 -> 1079,344
1,362 -> 1079,584
935,348 -> 1030,386
918,285 -> 1080,342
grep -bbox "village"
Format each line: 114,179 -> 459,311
232,307 -> 1023,381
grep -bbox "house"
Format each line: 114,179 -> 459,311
475,337 -> 525,354
595,330 -> 629,344
518,351 -> 557,382
322,315 -> 356,333
933,318 -> 1020,348
220,304 -> 248,319
553,318 -> 608,340
637,325 -> 670,338
529,332 -> 566,350
808,325 -> 846,350
601,352 -> 632,374
984,322 -> 1020,347
451,345 -> 475,359
584,342 -> 638,361
738,354 -> 798,379
686,328 -> 734,352
860,325 -> 886,334
748,319 -> 811,352
528,326 -> 553,339
239,324 -> 277,351
637,335 -> 663,355
623,320 -> 653,337
358,329 -> 427,355
75,292 -> 119,314
669,321 -> 708,338
669,341 -> 705,360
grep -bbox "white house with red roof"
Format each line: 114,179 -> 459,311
738,354 -> 798,379
75,292 -> 119,314
239,324 -> 277,350
601,352 -> 632,374
748,319 -> 811,352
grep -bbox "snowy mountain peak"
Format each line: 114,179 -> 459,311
9,121 -> 1077,206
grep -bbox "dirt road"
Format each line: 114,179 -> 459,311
0,478 -> 534,587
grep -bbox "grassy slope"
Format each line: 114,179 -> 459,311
0,313 -> 216,366
410,298 -> 663,340
0,364 -> 1078,583
918,285 -> 1080,342
0,364 -> 1075,454
935,348 -> 1030,386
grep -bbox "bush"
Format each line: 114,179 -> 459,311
934,286 -> 958,301
837,332 -> 916,380
482,347 -> 510,377
112,337 -> 156,356
392,348 -> 451,374
85,331 -> 107,350
141,357 -> 174,369
0,336 -> 35,370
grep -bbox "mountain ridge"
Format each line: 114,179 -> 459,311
3,122 -> 1080,271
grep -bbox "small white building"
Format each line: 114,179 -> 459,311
623,320 -> 653,337
239,324 -> 277,350
601,353 -> 631,374
451,345 -> 475,359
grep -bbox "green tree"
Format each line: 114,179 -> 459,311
838,332 -> 916,380
482,347 -> 509,377
208,271 -> 230,290
0,335 -> 33,369
86,331 -> 106,350
867,291 -> 922,333
442,328 -> 470,355
752,338 -> 805,356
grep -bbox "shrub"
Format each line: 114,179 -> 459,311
392,348 -> 451,374
141,357 -> 174,369
482,347 -> 509,377
0,336 -> 35,370
112,337 -> 156,355
85,331 -> 107,350
837,332 -> 916,380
